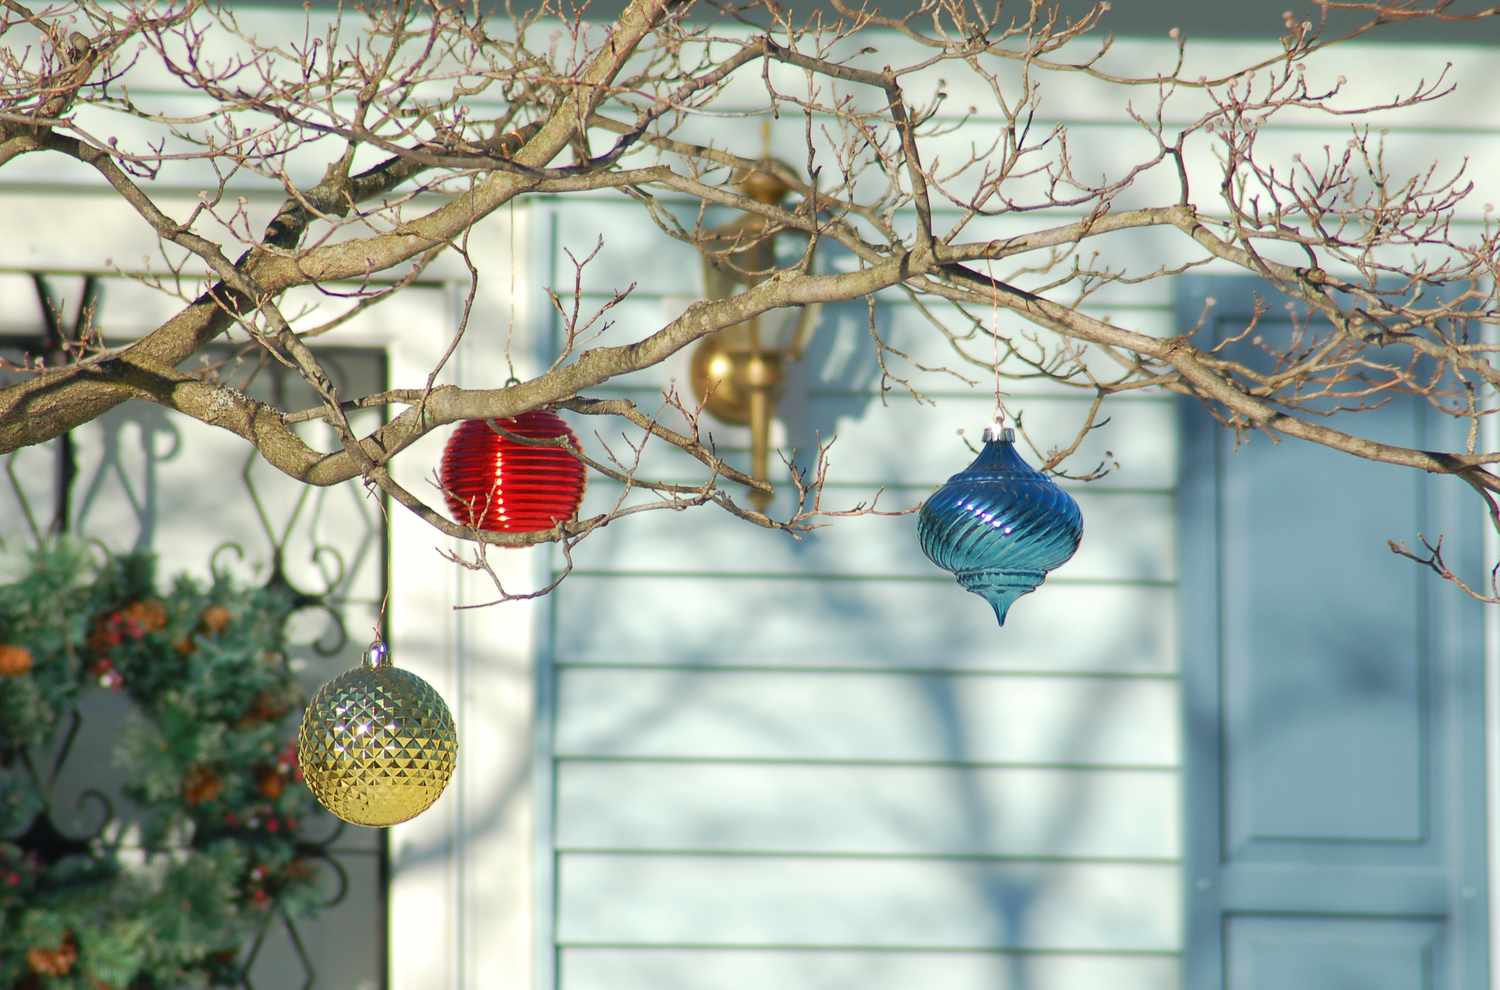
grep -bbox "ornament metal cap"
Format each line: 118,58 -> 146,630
916,426 -> 1083,625
364,640 -> 391,669
982,422 -> 1015,443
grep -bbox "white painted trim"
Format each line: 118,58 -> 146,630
362,283 -> 466,990
527,200 -> 561,990
383,208 -> 541,989
1485,335 -> 1499,990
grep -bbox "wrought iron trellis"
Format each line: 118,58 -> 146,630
0,274 -> 390,989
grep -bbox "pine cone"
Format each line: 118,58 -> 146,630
199,604 -> 232,636
121,599 -> 168,634
26,934 -> 77,976
237,690 -> 289,728
256,766 -> 286,800
0,644 -> 33,677
87,614 -> 122,656
182,765 -> 224,805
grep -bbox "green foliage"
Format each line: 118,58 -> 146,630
0,542 -> 92,752
0,542 -> 336,988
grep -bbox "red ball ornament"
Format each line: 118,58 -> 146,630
439,410 -> 586,532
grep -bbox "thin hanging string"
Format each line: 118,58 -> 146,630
504,198 -> 518,384
985,258 -> 1010,440
367,479 -> 392,651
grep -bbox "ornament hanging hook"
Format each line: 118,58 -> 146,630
362,477 -> 392,650
504,198 -> 518,383
983,257 -> 1012,444
984,257 -> 1010,434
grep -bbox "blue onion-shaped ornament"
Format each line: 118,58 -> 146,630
918,424 -> 1083,625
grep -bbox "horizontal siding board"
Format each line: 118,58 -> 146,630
0,273 -> 97,336
0,259 -> 452,340
2,92 -> 432,193
559,948 -> 1180,990
569,488 -> 1172,582
628,33 -> 1500,130
0,187 -> 493,286
552,575 -> 1176,673
550,293 -> 1179,401
548,199 -> 1489,311
8,25 -> 1492,218
800,300 -> 1178,400
537,198 -> 1057,299
15,15 -> 1496,129
874,122 -> 1500,217
549,132 -> 1497,298
571,391 -> 1177,491
552,289 -> 1182,402
786,392 -> 1178,490
595,85 -> 1499,218
554,669 -> 1180,766
556,853 -> 1181,950
553,226 -> 1178,308
556,762 -> 1180,859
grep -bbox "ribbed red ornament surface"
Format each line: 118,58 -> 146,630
439,411 -> 586,532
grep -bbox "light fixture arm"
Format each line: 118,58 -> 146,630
688,157 -> 819,512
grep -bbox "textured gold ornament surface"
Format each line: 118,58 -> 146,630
298,643 -> 457,827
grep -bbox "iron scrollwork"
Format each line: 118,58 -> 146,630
0,274 -> 386,990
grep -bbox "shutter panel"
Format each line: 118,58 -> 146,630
1178,275 -> 1489,989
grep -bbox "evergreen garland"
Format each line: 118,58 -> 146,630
0,542 -> 335,988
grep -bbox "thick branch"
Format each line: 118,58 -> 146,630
96,255 -> 918,486
934,260 -> 1500,481
0,0 -> 676,454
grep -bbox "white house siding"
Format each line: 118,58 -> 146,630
540,195 -> 1182,988
537,27 -> 1500,990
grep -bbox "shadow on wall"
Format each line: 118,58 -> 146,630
548,598 -> 1173,988
546,286 -> 1178,987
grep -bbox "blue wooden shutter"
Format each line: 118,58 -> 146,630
1177,275 -> 1489,988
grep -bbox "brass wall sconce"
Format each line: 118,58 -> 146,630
689,162 -> 819,511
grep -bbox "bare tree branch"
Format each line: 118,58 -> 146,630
0,0 -> 1496,604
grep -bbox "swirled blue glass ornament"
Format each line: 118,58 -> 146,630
917,426 -> 1083,626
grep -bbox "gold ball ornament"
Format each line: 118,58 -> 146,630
297,642 -> 458,827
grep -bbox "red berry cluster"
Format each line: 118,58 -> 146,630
87,600 -> 168,690
25,933 -> 77,977
243,856 -> 314,912
0,844 -> 41,907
